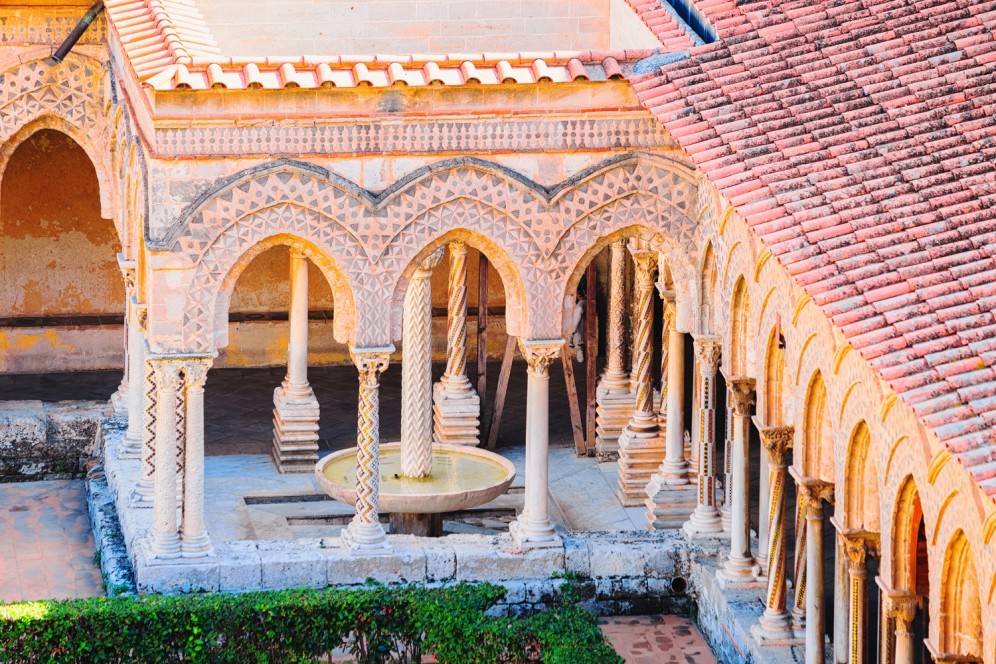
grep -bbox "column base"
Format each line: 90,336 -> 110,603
616,426 -> 665,506
110,381 -> 128,415
117,436 -> 144,459
717,558 -> 763,588
594,382 -> 635,459
272,386 -> 320,473
645,478 -> 697,529
683,507 -> 727,538
751,614 -> 801,647
129,483 -> 155,508
432,383 -> 481,446
341,520 -> 391,555
147,530 -> 182,560
509,518 -> 561,550
181,533 -> 215,558
720,499 -> 732,532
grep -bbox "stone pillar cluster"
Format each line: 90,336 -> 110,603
594,239 -> 635,458
684,336 -> 723,536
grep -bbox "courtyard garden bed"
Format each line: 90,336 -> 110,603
0,582 -> 621,663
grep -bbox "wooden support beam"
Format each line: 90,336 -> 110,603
486,334 -> 516,450
584,260 -> 598,454
562,346 -> 586,456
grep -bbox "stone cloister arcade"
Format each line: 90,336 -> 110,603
1,20 -> 994,664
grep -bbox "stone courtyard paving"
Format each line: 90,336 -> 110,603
0,480 -> 103,603
599,615 -> 717,663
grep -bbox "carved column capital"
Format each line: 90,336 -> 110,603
728,377 -> 756,417
415,246 -> 446,277
289,247 -> 308,261
758,424 -> 794,464
136,304 -> 149,333
693,335 -> 722,373
888,594 -> 921,631
448,240 -> 468,257
795,475 -> 834,518
630,249 -> 658,291
351,347 -> 393,386
118,255 -> 137,297
518,339 -> 563,378
844,536 -> 868,569
150,358 -> 184,392
183,359 -> 212,390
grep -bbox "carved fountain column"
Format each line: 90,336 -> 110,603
147,358 -> 183,558
751,425 -> 796,645
720,377 -> 758,583
616,245 -> 665,505
433,241 -> 481,446
510,339 -> 563,550
180,358 -> 213,557
684,335 -> 724,536
595,239 -> 634,458
342,348 -> 393,554
401,249 -> 444,478
272,248 -> 320,472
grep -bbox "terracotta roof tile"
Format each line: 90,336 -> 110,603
629,0 -> 996,496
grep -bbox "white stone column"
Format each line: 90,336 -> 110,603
752,426 -> 796,645
595,239 -> 635,458
721,400 -> 734,531
121,296 -> 146,456
510,339 -> 563,550
645,301 -> 696,528
148,358 -> 183,558
684,335 -> 724,536
755,419 -> 772,575
131,354 -> 157,506
181,358 -> 213,557
844,537 -> 868,664
720,377 -> 757,582
342,348 -> 393,554
272,249 -> 321,472
400,248 -> 444,478
433,242 -> 481,446
795,475 -> 833,664
616,246 -> 664,506
890,594 -> 920,664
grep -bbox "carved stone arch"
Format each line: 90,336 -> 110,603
844,420 -> 881,532
180,203 -> 367,352
699,239 -> 718,335
0,53 -> 111,217
761,324 -> 786,427
557,222 -> 697,339
728,275 -> 750,377
801,369 -> 834,481
891,475 -> 925,592
939,530 -> 983,658
385,213 -> 531,340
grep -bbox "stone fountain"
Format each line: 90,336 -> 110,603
315,245 -> 515,537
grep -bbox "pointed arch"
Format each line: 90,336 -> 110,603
763,325 -> 785,426
802,370 -> 829,478
939,530 -> 982,658
892,476 -> 923,591
700,241 -> 717,335
729,275 -> 749,376
844,420 -> 880,532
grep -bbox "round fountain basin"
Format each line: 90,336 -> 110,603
315,443 -> 516,514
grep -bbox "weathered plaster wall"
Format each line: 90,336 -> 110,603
195,0 -> 652,56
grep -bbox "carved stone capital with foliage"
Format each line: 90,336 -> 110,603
518,339 -> 563,378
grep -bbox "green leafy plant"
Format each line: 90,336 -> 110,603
0,582 -> 621,663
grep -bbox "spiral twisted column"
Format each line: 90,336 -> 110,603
751,426 -> 797,644
401,248 -> 444,478
433,242 -> 480,446
684,336 -> 724,535
720,377 -> 758,582
595,239 -> 635,458
342,348 -> 393,554
148,358 -> 183,558
131,355 -> 157,506
510,339 -> 564,550
181,358 -> 213,557
792,490 -> 808,633
616,248 -> 664,505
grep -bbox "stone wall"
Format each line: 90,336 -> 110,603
0,401 -> 105,480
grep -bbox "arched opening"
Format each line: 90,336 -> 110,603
939,531 -> 982,659
0,128 -> 123,395
729,276 -> 749,376
844,420 -> 880,532
891,477 -> 931,664
802,370 -> 829,479
700,242 -> 717,335
763,326 -> 784,426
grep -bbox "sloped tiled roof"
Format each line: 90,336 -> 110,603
630,0 -> 996,494
139,51 -> 648,90
104,0 -> 220,79
623,0 -> 700,49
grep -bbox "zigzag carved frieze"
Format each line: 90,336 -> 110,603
153,116 -> 674,158
0,14 -> 107,47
